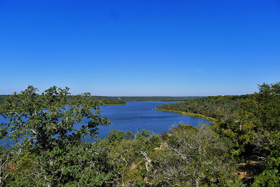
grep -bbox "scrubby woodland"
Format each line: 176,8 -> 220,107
0,82 -> 279,186
155,94 -> 252,120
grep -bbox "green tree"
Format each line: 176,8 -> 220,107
213,82 -> 280,185
0,85 -> 112,186
214,82 -> 280,157
152,124 -> 239,186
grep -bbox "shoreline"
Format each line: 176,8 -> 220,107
105,103 -> 127,106
155,108 -> 216,122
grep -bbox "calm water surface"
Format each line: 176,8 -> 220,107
1,102 -> 211,144
89,102 -> 210,140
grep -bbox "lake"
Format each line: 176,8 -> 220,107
1,102 -> 211,145
89,102 -> 210,140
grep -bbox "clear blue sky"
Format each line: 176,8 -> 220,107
0,0 -> 279,96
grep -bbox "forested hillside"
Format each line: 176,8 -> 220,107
0,82 -> 279,186
155,94 -> 252,120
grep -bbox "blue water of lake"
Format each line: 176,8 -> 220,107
1,102 -> 211,145
91,102 -> 210,140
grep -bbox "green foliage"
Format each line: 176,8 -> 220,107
0,96 -> 10,106
212,82 -> 280,185
108,129 -> 126,145
0,85 -> 111,149
1,94 -> 199,107
12,151 -> 35,177
105,129 -> 161,186
0,85 -> 111,185
214,83 -> 280,158
253,159 -> 280,186
101,125 -> 240,186
4,142 -> 114,186
3,82 -> 279,186
39,141 -> 113,186
156,94 -> 251,120
97,96 -> 197,102
156,82 -> 280,185
103,100 -> 127,105
151,124 -> 239,186
252,131 -> 280,186
64,95 -> 197,106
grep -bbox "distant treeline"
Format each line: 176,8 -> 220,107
0,95 -> 10,105
0,95 -> 126,106
0,95 -> 198,106
66,96 -> 127,105
93,96 -> 199,102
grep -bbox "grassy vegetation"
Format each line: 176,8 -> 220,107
155,108 -> 217,121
